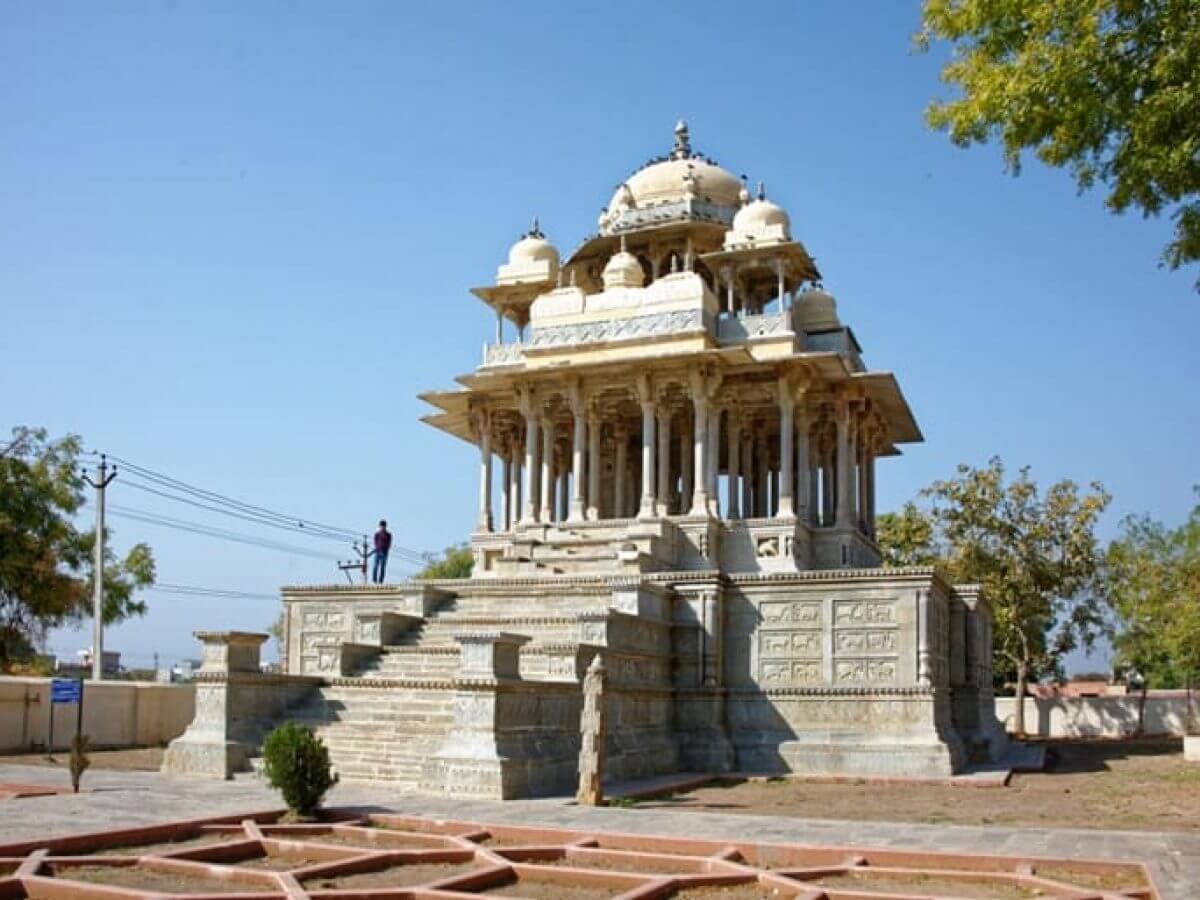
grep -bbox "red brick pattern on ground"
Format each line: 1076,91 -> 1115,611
0,809 -> 1159,899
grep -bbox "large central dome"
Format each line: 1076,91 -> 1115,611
617,156 -> 743,209
599,121 -> 744,234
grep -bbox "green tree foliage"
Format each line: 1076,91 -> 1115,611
919,0 -> 1200,286
876,501 -> 940,567
1107,493 -> 1200,706
262,722 -> 338,818
875,458 -> 1110,735
0,427 -> 156,667
418,543 -> 474,580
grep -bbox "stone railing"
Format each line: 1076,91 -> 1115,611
716,311 -> 793,344
482,341 -> 525,367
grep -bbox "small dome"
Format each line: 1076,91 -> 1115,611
796,287 -> 840,330
601,239 -> 645,290
508,220 -> 559,267
724,183 -> 791,249
496,219 -> 559,286
731,183 -> 790,239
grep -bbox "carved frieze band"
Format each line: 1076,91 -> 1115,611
528,308 -> 708,350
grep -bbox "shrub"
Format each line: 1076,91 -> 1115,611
261,722 -> 338,818
69,733 -> 90,793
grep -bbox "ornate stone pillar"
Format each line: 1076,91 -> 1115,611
586,411 -> 601,521
474,407 -> 493,533
519,388 -> 538,524
509,437 -> 523,529
821,441 -> 834,526
540,417 -> 554,523
741,427 -> 754,517
835,397 -> 855,529
688,370 -> 709,516
637,375 -> 656,519
726,411 -> 741,519
707,405 -> 721,516
795,401 -> 811,525
613,422 -> 627,519
569,383 -> 586,522
557,447 -> 570,523
776,376 -> 794,518
679,411 -> 693,514
656,406 -> 672,516
755,424 -> 768,518
867,431 -> 879,537
499,439 -> 511,531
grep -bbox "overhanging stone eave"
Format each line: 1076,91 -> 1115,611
419,412 -> 474,444
847,370 -> 924,444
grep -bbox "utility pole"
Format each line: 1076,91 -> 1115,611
337,536 -> 370,585
83,454 -> 118,681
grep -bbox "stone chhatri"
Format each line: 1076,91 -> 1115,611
164,122 -> 1007,796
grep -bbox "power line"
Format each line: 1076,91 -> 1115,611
107,505 -> 343,561
147,583 -> 279,601
116,477 -> 359,546
99,453 -> 364,541
88,451 -> 433,563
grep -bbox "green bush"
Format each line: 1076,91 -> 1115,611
68,733 -> 90,794
261,722 -> 338,817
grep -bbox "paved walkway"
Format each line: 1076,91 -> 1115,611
0,763 -> 1196,899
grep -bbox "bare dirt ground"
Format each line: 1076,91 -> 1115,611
0,747 -> 164,771
636,738 -> 1200,833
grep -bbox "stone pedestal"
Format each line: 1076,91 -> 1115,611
162,632 -> 267,779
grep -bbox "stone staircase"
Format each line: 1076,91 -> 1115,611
279,683 -> 457,786
490,521 -> 679,576
256,584 -> 621,784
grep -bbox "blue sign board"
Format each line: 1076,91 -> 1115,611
50,678 -> 82,705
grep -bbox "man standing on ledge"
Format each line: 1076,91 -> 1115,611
372,519 -> 392,584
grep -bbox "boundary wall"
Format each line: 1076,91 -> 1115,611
0,676 -> 195,752
996,693 -> 1196,738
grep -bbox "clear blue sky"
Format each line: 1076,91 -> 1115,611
2,2 -> 1196,671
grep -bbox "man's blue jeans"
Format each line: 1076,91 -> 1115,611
372,551 -> 388,584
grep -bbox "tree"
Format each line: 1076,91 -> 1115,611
0,427 -> 156,668
876,501 -> 941,567
1107,492 -> 1200,734
875,457 -> 1111,736
418,543 -> 474,580
919,0 -> 1200,287
927,458 -> 1111,735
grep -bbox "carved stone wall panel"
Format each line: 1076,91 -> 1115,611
834,659 -> 899,685
759,630 -> 821,658
761,601 -> 822,626
833,629 -> 897,655
833,600 -> 895,627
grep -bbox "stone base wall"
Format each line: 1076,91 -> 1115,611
156,567 -> 1004,794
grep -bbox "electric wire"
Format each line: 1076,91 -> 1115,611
115,478 -> 360,547
83,450 -> 433,563
106,505 -> 343,561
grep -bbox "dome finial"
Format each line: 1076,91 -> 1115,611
619,234 -> 628,252
527,217 -> 543,239
671,119 -> 691,159
757,181 -> 766,201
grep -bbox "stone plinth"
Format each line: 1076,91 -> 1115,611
197,631 -> 268,674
